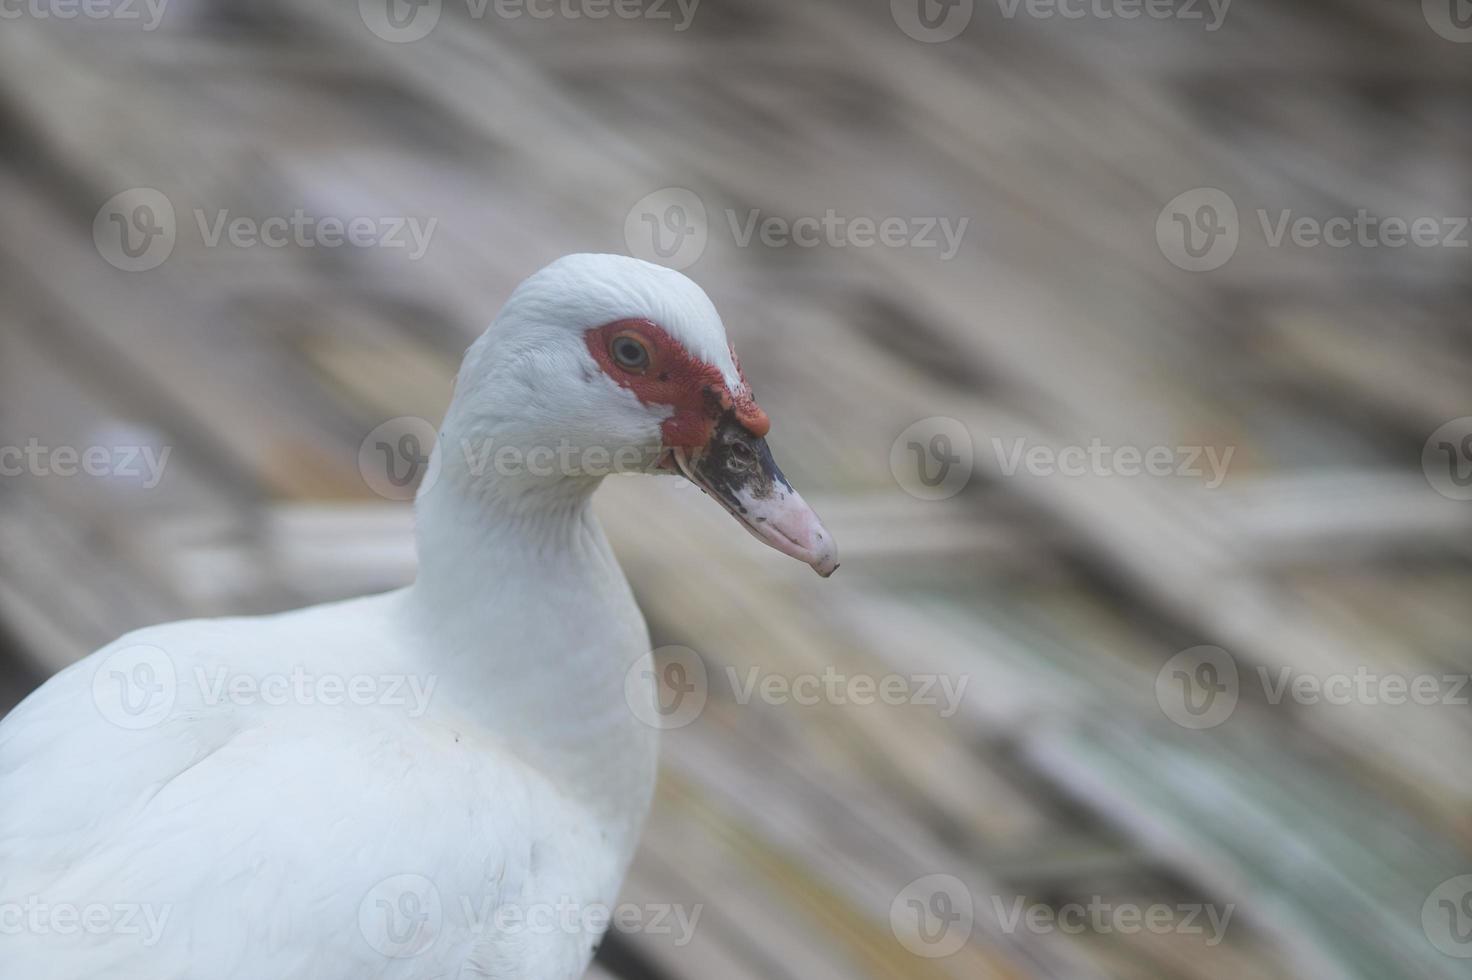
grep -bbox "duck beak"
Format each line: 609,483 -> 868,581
668,413 -> 839,577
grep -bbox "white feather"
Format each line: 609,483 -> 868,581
0,254 -> 737,979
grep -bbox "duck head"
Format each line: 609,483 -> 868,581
437,254 -> 838,577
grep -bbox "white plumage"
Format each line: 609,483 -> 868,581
0,255 -> 835,979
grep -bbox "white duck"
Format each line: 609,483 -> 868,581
0,254 -> 837,979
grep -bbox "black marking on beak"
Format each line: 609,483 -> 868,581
680,411 -> 791,513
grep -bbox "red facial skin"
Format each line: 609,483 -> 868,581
583,318 -> 770,450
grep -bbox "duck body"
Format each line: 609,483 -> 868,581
0,254 -> 835,979
0,511 -> 658,979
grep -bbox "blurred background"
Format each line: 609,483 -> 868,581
2,0 -> 1471,977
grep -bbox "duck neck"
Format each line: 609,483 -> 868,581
403,437 -> 659,850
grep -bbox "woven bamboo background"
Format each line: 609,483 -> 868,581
1,1 -> 1471,978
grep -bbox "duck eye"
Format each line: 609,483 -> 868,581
610,334 -> 651,372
